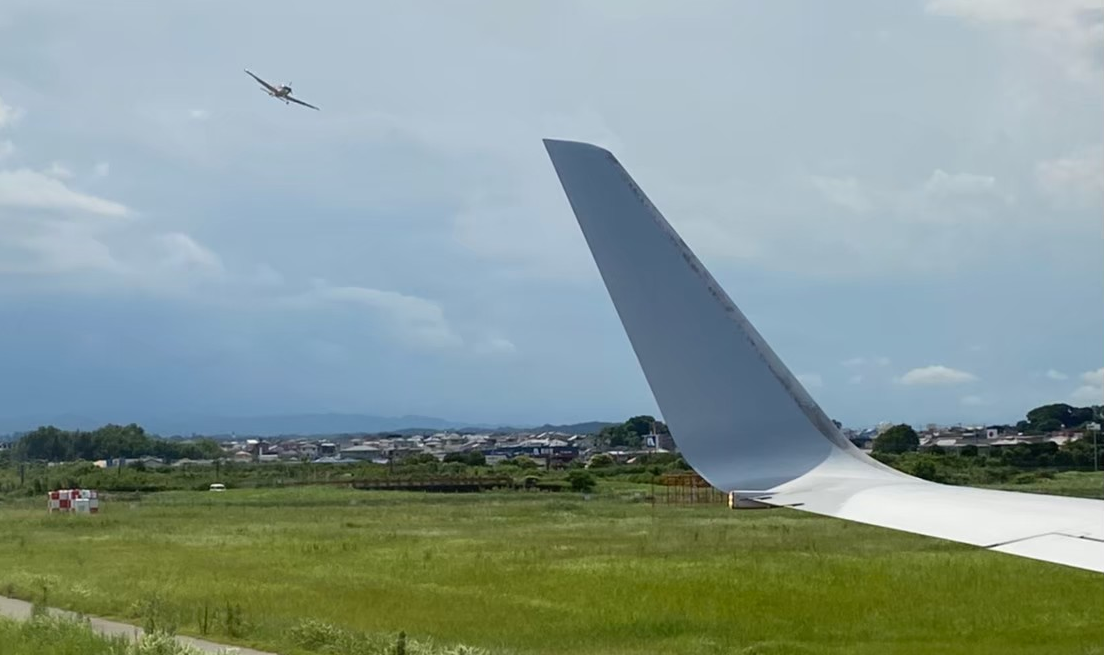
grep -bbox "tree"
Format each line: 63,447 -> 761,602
1034,418 -> 1062,434
598,424 -> 638,449
511,456 -> 539,470
909,458 -> 941,482
872,424 -> 919,454
443,451 -> 487,466
587,453 -> 615,469
567,470 -> 596,492
597,415 -> 668,450
1025,403 -> 1094,431
624,415 -> 658,438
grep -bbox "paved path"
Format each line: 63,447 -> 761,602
0,595 -> 279,654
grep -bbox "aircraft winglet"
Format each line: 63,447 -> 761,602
543,139 -> 1104,573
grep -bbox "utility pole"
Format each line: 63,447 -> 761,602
1091,421 -> 1101,474
1089,412 -> 1102,474
1089,408 -> 1102,501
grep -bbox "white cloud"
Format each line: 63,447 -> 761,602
0,169 -> 130,217
0,159 -> 133,277
1071,386 -> 1101,405
848,374 -> 864,385
4,220 -> 124,275
250,263 -> 284,288
1082,367 -> 1104,387
810,175 -> 871,213
287,281 -> 464,350
668,162 -> 1023,277
3,2 -> 1084,284
0,217 -> 224,284
0,147 -> 225,288
797,373 -> 823,389
922,169 -> 999,198
897,365 -> 978,386
0,95 -> 23,130
1071,366 -> 1104,404
960,394 -> 986,406
452,190 -> 593,281
0,140 -> 13,161
474,337 -> 518,356
1036,145 -> 1104,204
1046,369 -> 1069,381
152,232 -> 225,277
842,356 -> 890,368
925,0 -> 1104,82
93,161 -> 110,178
45,162 -> 74,179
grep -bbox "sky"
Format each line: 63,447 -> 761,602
0,0 -> 1101,430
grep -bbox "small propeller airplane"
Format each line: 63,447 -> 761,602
244,69 -> 319,110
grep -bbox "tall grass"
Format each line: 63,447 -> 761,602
1,485 -> 1102,654
0,613 -> 219,655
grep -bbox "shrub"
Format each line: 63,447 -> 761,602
566,470 -> 596,492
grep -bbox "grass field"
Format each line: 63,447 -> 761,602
1,478 -> 1102,655
0,613 -> 217,655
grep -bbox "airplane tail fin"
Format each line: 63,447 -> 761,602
542,139 -> 894,491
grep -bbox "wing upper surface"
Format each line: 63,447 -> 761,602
761,452 -> 1104,572
244,69 -> 277,93
287,96 -> 320,110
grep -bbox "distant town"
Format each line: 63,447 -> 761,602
2,401 -> 1098,471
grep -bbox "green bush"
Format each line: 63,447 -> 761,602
566,470 -> 596,492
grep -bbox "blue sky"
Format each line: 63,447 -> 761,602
0,0 -> 1100,429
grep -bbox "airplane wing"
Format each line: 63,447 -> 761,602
244,69 -> 278,93
542,138 -> 1104,575
286,95 -> 320,111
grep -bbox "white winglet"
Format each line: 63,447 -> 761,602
543,138 -> 1104,574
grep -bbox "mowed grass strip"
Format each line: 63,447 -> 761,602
0,485 -> 1101,655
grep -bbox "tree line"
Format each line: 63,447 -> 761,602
871,400 -> 1101,470
6,424 -> 223,463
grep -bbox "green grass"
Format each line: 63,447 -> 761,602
1,483 -> 1102,655
0,614 -> 127,655
0,613 -> 217,655
985,470 -> 1104,498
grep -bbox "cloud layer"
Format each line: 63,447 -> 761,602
898,366 -> 978,386
0,1 -> 1099,427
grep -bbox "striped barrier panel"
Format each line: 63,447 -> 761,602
48,489 -> 100,514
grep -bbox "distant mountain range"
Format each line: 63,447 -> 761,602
0,412 -> 616,438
